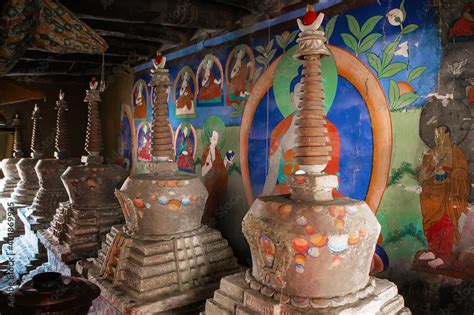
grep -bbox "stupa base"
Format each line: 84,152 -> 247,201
28,157 -> 79,221
89,270 -> 221,315
11,187 -> 38,207
202,271 -> 411,315
37,227 -> 90,276
0,158 -> 21,199
1,207 -> 47,279
0,199 -> 24,246
48,201 -> 124,257
0,180 -> 18,199
87,224 -> 241,314
28,188 -> 69,223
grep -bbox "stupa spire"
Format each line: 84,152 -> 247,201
30,104 -> 44,158
12,114 -> 23,158
292,5 -> 331,173
83,77 -> 104,164
149,51 -> 173,161
54,90 -> 70,158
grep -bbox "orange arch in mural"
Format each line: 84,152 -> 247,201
240,45 -> 392,214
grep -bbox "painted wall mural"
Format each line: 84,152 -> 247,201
126,0 -> 474,282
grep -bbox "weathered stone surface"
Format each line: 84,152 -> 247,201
89,55 -> 240,314
204,8 -> 409,314
0,158 -> 21,199
203,272 -> 409,315
11,158 -> 39,206
28,158 -> 79,222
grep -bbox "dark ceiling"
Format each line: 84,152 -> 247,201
3,0 -> 374,85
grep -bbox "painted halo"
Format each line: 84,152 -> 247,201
240,45 -> 392,214
419,96 -> 471,148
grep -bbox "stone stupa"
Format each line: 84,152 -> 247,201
203,6 -> 410,315
1,106 -> 47,278
37,78 -> 127,276
0,115 -> 24,256
0,114 -> 23,199
87,53 -> 240,314
14,91 -> 79,281
27,90 -> 79,225
11,105 -> 43,207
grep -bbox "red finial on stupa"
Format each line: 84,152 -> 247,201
153,51 -> 166,70
89,77 -> 99,90
303,4 -> 319,25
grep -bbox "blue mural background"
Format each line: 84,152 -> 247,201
129,0 -> 441,269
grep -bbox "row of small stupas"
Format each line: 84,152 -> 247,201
0,77 -> 127,279
0,5 -> 410,314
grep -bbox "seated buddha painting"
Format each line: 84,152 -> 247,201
196,54 -> 224,106
173,66 -> 197,118
132,79 -> 148,120
225,44 -> 255,106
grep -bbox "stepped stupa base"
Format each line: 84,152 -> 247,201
0,181 -> 19,199
87,225 -> 241,314
1,207 -> 47,279
11,189 -> 38,207
203,272 -> 410,315
0,158 -> 21,199
89,271 -> 221,315
0,199 -> 24,245
48,201 -> 124,257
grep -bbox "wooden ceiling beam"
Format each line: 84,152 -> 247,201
212,0 -> 282,14
5,61 -> 111,77
20,51 -> 126,66
104,37 -> 159,61
59,0 -> 244,30
81,19 -> 191,44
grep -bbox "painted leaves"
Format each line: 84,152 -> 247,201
275,30 -> 298,52
254,39 -> 276,82
389,66 -> 427,110
325,15 -> 338,43
255,40 -> 276,68
341,15 -> 383,55
367,41 -> 408,78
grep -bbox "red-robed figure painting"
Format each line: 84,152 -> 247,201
197,55 -> 223,105
418,125 -> 470,269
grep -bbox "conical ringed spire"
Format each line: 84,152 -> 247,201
82,77 -> 104,164
292,5 -> 331,173
30,104 -> 44,159
149,51 -> 173,162
12,114 -> 23,158
54,90 -> 71,159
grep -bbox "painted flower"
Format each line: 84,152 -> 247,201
394,41 -> 409,58
386,8 -> 404,26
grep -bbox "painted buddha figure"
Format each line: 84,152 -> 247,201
133,81 -> 147,119
175,123 -> 195,173
198,57 -> 222,102
176,70 -> 194,111
229,47 -> 249,99
418,125 -> 470,268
